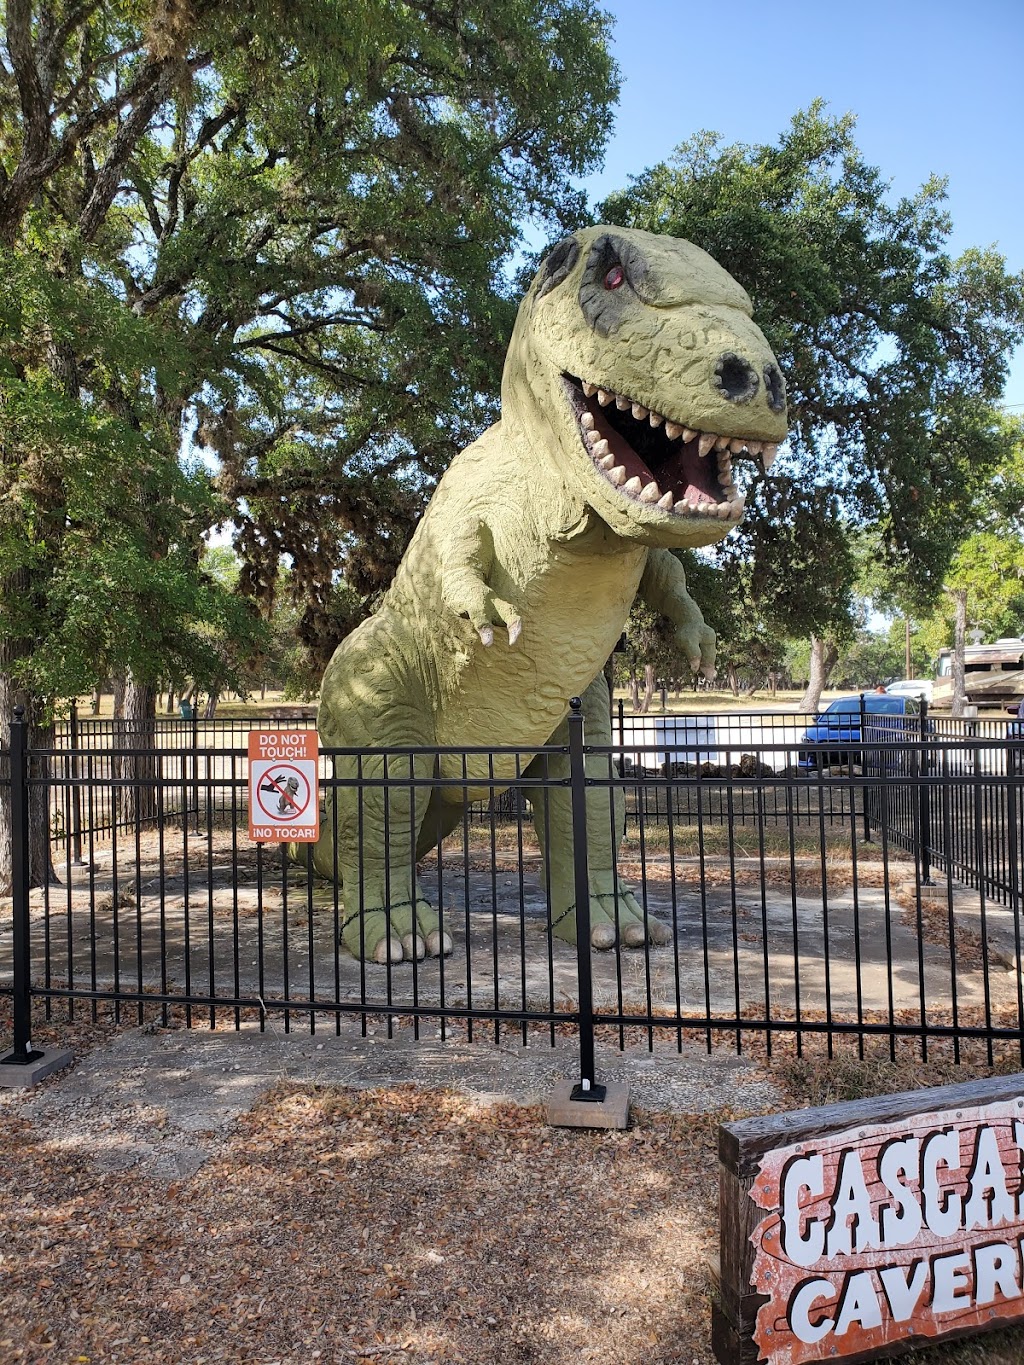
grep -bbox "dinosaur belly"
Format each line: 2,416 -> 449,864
434,543 -> 645,797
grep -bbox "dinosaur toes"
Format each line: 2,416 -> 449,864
425,930 -> 453,958
373,936 -> 405,965
401,933 -> 427,961
591,923 -> 617,950
647,917 -> 673,946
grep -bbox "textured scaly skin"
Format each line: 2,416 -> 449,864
314,227 -> 788,963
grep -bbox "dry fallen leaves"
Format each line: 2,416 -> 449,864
0,1076 -> 729,1365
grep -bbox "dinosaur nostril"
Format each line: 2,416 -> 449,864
713,352 -> 759,403
763,363 -> 786,413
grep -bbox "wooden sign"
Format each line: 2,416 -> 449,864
247,729 -> 320,844
714,1074 -> 1024,1365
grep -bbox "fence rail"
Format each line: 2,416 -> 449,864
3,701 -> 1024,1083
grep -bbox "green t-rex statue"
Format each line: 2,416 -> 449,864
314,226 -> 788,963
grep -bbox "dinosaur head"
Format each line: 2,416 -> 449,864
503,226 -> 788,547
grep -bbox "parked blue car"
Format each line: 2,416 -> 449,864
798,694 -> 920,771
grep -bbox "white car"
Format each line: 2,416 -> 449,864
885,679 -> 933,702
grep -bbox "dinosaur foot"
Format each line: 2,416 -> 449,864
341,900 -> 453,964
551,891 -> 673,950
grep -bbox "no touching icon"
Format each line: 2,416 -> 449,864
247,730 -> 320,844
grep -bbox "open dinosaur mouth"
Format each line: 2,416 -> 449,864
563,374 -> 778,520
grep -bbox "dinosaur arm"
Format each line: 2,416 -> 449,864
639,548 -> 716,677
440,517 -> 522,646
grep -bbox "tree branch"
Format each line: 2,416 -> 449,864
78,61 -> 178,241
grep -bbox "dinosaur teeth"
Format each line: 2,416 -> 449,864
574,378 -> 782,502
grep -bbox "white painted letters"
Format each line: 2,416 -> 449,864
922,1129 -> 964,1237
789,1278 -> 835,1345
826,1148 -> 880,1257
879,1137 -> 923,1247
782,1154 -> 826,1267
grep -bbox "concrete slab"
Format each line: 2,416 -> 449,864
0,1046 -> 74,1089
546,1079 -> 630,1130
0,1023 -> 780,1178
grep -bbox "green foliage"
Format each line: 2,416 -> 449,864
599,103 -> 1024,660
0,0 -> 619,702
899,418 -> 1024,655
613,600 -> 689,693
0,250 -> 249,704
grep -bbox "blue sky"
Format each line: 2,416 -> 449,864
574,0 -> 1024,410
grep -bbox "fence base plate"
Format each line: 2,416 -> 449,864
546,1079 -> 629,1130
0,1047 -> 73,1090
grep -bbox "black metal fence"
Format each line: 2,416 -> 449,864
4,700 -> 1024,1084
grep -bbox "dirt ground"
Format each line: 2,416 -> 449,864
5,999 -> 1024,1365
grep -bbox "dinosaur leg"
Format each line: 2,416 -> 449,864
313,618 -> 452,965
525,675 -> 672,951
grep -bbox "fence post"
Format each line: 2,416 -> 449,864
191,709 -> 201,833
566,696 -> 603,1101
859,693 -> 871,842
69,701 -> 85,866
918,698 -> 932,885
1,707 -> 42,1067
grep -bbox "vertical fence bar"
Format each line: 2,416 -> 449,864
2,708 -> 42,1066
918,699 -> 932,885
859,693 -> 872,843
69,702 -> 85,866
567,697 -> 601,1098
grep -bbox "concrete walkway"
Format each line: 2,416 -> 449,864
0,1023 -> 781,1180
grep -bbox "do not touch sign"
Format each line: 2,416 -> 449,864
247,730 -> 320,844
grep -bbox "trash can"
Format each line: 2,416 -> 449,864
179,700 -> 194,720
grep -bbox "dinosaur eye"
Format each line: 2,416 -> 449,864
603,264 -> 624,290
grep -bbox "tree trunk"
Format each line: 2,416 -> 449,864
951,589 -> 968,718
116,677 -> 159,825
728,667 -> 740,698
112,670 -> 126,719
638,664 -> 656,714
203,691 -> 219,720
165,685 -> 176,714
799,634 -> 839,713
0,674 -> 59,894
90,687 -> 101,715
628,674 -> 641,711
